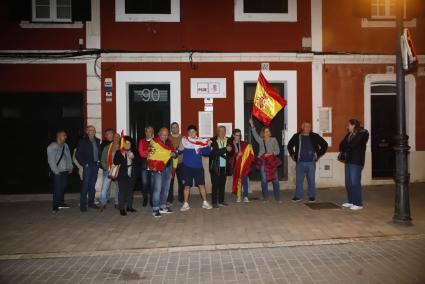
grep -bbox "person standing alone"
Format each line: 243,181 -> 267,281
287,122 -> 328,202
47,130 -> 73,213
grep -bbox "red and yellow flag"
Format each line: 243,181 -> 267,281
119,130 -> 125,154
147,137 -> 178,173
252,72 -> 287,126
232,144 -> 255,198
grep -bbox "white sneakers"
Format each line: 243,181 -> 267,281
350,205 -> 364,211
202,201 -> 213,210
180,201 -> 212,211
180,202 -> 190,212
236,197 -> 250,203
342,203 -> 364,210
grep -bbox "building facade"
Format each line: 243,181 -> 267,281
0,0 -> 424,193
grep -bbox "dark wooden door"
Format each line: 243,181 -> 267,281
243,82 -> 288,181
371,94 -> 397,178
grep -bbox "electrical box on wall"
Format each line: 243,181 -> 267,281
319,159 -> 333,178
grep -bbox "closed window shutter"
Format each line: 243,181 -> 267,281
8,0 -> 32,21
352,0 -> 371,18
71,0 -> 91,21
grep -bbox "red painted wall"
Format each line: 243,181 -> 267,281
323,64 -> 425,152
101,0 -> 311,52
0,64 -> 87,121
0,2 -> 85,50
323,0 -> 425,54
100,62 -> 312,134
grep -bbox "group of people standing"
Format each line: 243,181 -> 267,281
47,118 -> 369,216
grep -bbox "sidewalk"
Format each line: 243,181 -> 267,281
0,183 -> 424,259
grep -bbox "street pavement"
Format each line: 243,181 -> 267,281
0,238 -> 424,283
0,183 -> 424,283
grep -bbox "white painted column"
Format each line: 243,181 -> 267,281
311,0 -> 322,52
85,0 -> 102,136
312,56 -> 323,133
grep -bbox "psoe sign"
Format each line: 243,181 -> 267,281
190,78 -> 226,99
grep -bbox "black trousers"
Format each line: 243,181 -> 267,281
141,169 -> 152,206
211,167 -> 227,205
117,177 -> 135,210
167,163 -> 184,203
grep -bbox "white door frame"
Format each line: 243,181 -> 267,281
234,70 -> 298,146
115,71 -> 181,134
364,74 -> 416,152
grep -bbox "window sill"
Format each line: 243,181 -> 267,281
361,18 -> 416,28
19,21 -> 83,29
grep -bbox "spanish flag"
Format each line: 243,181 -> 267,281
119,130 -> 125,154
232,144 -> 255,198
252,72 -> 287,126
147,137 -> 178,173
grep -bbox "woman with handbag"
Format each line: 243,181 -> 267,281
113,136 -> 138,216
339,119 -> 369,211
249,118 -> 281,202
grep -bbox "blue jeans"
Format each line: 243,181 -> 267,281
100,170 -> 119,205
80,164 -> 99,209
52,172 -> 68,209
295,161 -> 316,198
151,166 -> 172,211
345,163 -> 363,206
260,164 -> 280,201
141,169 -> 152,205
242,176 -> 249,198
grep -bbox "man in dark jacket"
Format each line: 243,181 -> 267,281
209,126 -> 232,208
287,122 -> 328,202
76,125 -> 101,212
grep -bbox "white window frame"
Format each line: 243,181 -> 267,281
370,0 -> 405,20
32,0 -> 72,23
362,0 -> 416,28
115,0 -> 180,22
234,0 -> 297,22
116,71 -> 181,134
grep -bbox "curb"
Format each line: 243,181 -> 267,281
1,233 -> 424,261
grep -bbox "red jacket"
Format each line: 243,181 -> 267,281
138,138 -> 151,169
256,154 -> 281,182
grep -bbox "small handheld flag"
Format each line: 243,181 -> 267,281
252,72 -> 287,126
119,130 -> 125,154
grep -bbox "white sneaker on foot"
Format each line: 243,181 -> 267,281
342,203 -> 353,208
236,197 -> 242,203
180,202 -> 190,212
243,197 -> 250,203
202,201 -> 212,210
350,205 -> 363,211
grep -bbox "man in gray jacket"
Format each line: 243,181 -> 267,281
47,130 -> 73,213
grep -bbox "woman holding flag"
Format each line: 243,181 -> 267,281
113,135 -> 138,216
228,128 -> 255,203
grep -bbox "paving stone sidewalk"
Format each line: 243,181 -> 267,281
0,184 -> 424,258
0,238 -> 424,284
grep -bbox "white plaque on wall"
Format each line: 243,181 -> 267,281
198,111 -> 214,138
191,78 -> 226,98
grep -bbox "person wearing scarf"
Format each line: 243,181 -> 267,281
113,136 -> 137,216
209,126 -> 232,208
249,118 -> 282,202
98,132 -> 121,212
177,125 -> 213,211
